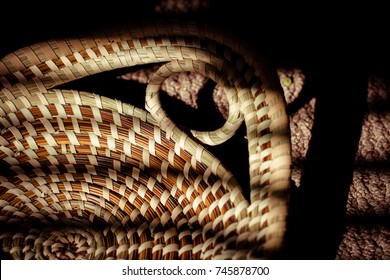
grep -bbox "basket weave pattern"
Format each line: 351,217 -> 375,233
0,20 -> 291,259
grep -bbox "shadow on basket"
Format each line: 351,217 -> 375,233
0,19 -> 292,260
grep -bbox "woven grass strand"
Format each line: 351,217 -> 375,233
0,20 -> 291,259
0,106 -> 247,259
0,101 -> 247,260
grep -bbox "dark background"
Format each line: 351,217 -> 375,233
0,2 -> 388,73
0,1 -> 388,260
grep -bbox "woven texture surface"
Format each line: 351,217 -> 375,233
0,20 -> 291,259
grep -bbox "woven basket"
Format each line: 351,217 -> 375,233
0,20 -> 291,260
